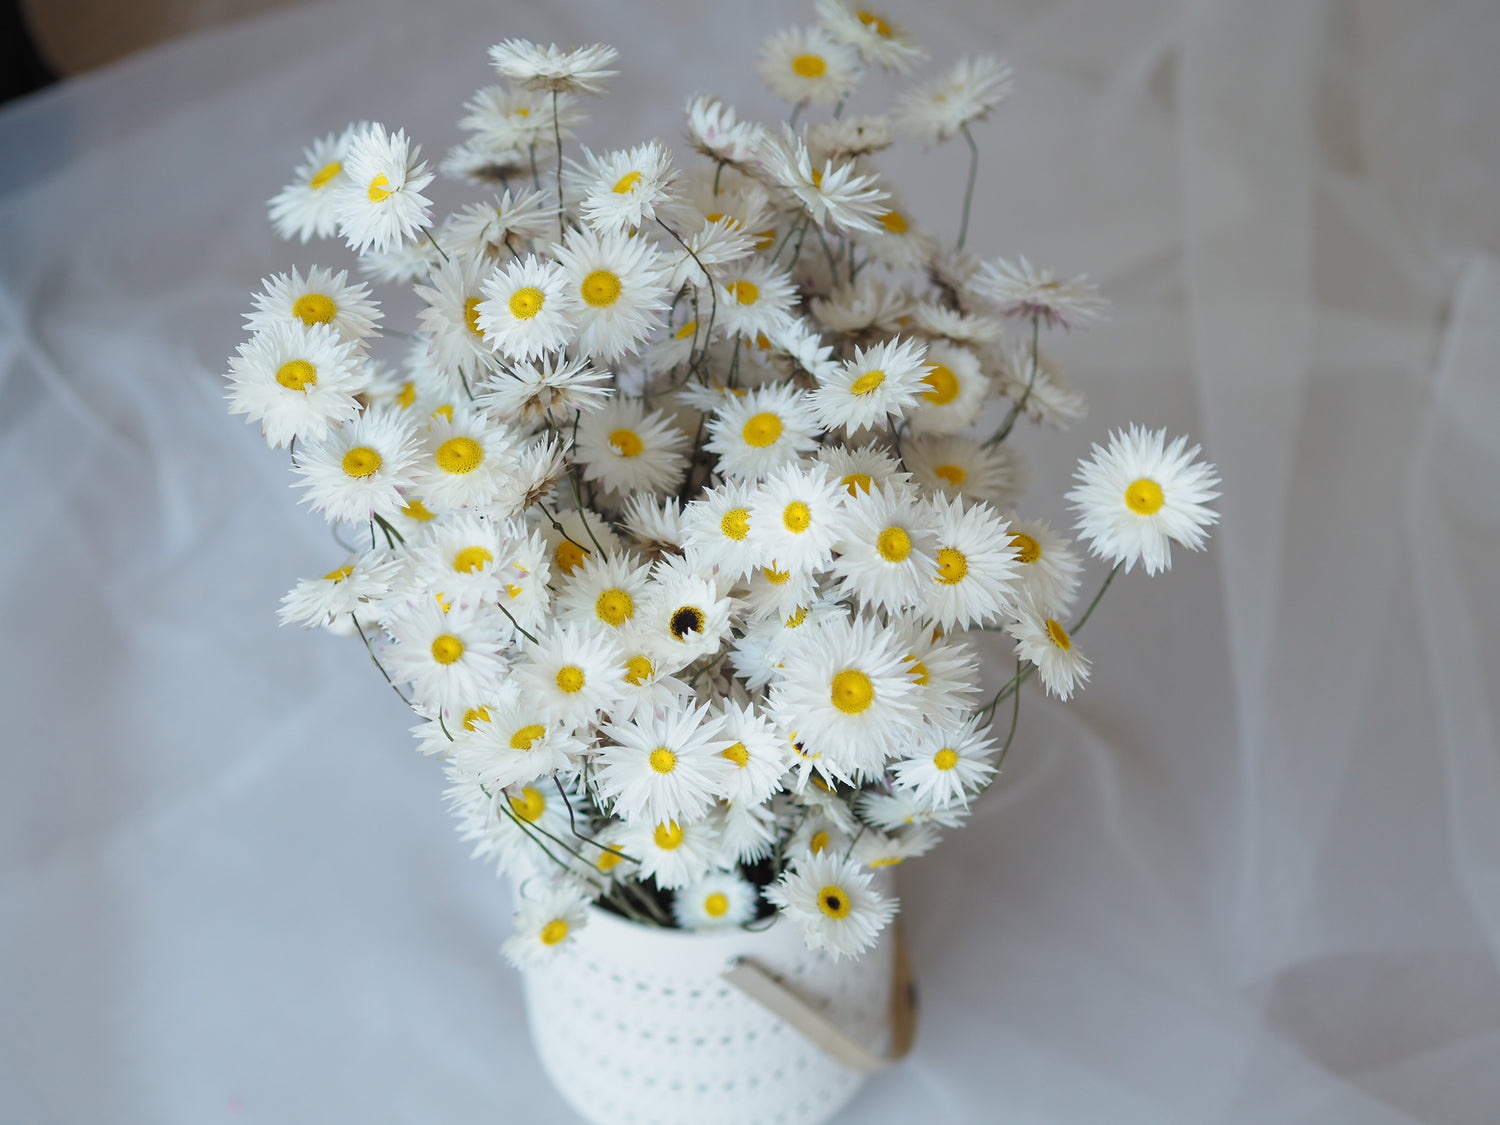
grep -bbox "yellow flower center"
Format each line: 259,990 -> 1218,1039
401,498 -> 434,521
817,885 -> 852,919
341,446 -> 382,478
670,606 -> 706,639
366,174 -> 393,203
309,160 -> 342,189
935,547 -> 968,584
728,280 -> 759,305
934,747 -> 959,770
323,565 -> 356,583
704,893 -> 730,918
609,428 -> 644,458
850,369 -> 885,396
430,634 -> 464,665
831,669 -> 874,714
858,11 -> 893,36
741,412 -> 782,448
624,654 -> 654,686
432,403 -> 454,422
585,588 -> 630,628
396,382 -> 417,408
674,319 -> 698,340
275,359 -> 316,391
810,830 -> 830,854
791,54 -> 827,78
839,472 -> 872,496
870,857 -> 904,868
654,821 -> 684,850
459,707 -> 490,732
555,665 -> 585,693
764,566 -> 791,586
1125,478 -> 1165,515
435,436 -> 483,474
612,170 -> 643,193
782,501 -> 811,533
1010,532 -> 1041,564
934,463 -> 966,486
555,539 -> 588,575
784,607 -> 807,628
581,269 -> 622,307
904,656 -> 929,685
539,918 -> 569,945
720,507 -> 751,540
508,287 -> 545,320
463,296 -> 484,336
291,293 -> 336,325
922,364 -> 960,405
597,846 -> 624,872
649,747 -> 677,774
879,210 -> 907,234
510,786 -> 546,822
722,742 -> 749,768
510,724 -> 547,750
453,546 -> 492,573
876,526 -> 911,562
1046,618 -> 1072,650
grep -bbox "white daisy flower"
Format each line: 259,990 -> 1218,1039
290,407 -> 424,526
673,869 -> 760,930
553,550 -> 653,635
680,479 -> 760,580
1067,426 -> 1220,576
488,40 -> 620,96
501,879 -> 593,969
620,815 -> 720,890
411,411 -> 521,513
815,441 -> 912,500
513,622 -> 627,730
806,114 -> 897,162
278,549 -> 402,629
851,824 -> 939,871
1008,606 -> 1091,701
910,303 -> 1004,347
854,200 -> 934,271
684,95 -> 767,170
755,128 -> 888,234
459,85 -> 581,152
893,623 -> 983,722
613,649 -> 695,724
477,355 -> 611,427
509,434 -> 570,511
714,259 -> 799,339
382,598 -> 510,713
596,704 -> 734,826
767,614 -> 923,784
553,226 -> 672,361
267,125 -> 358,243
492,523 -> 554,633
226,321 -> 368,449
474,254 -> 580,362
620,492 -> 686,556
414,255 -> 501,382
637,556 -> 737,670
814,0 -> 926,73
245,266 -> 382,348
719,800 -> 780,865
918,494 -> 1020,630
855,788 -> 969,833
767,318 -> 839,379
458,694 -> 585,792
537,506 -> 621,578
828,484 -> 938,614
746,461 -> 850,575
785,809 -> 851,859
1005,514 -> 1084,616
451,774 -> 580,880
756,26 -> 862,109
738,562 -> 817,624
907,341 -> 990,434
406,512 -> 515,609
705,383 -> 818,482
332,123 -> 435,256
895,55 -> 1014,142
764,850 -> 895,961
715,701 -> 789,806
891,716 -> 997,809
575,398 -> 689,497
810,336 -> 930,435
902,433 -> 1025,509
358,235 -> 441,286
996,340 -> 1086,428
575,142 -> 679,233
438,137 -> 531,186
660,215 -> 759,293
443,188 -> 553,261
808,275 -> 910,336
968,255 -> 1108,330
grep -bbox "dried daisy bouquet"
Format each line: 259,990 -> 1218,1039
228,2 -> 1219,967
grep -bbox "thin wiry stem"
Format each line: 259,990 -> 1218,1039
349,613 -> 417,711
985,315 -> 1040,448
552,90 -> 566,241
957,124 -> 980,251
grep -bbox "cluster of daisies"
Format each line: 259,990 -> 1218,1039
232,4 -> 1218,967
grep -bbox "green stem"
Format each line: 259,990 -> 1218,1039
957,124 -> 980,251
985,315 -> 1040,448
552,90 -> 566,241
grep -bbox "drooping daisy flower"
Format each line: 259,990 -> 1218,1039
474,254 -> 580,362
828,484 -> 937,614
512,622 -> 627,730
620,492 -> 685,558
476,355 -> 611,427
332,123 -> 435,256
672,869 -> 760,930
620,814 -> 720,890
746,461 -> 850,575
996,340 -> 1086,428
895,54 -> 1014,142
968,255 -> 1108,330
1005,514 -> 1084,615
714,701 -> 789,806
411,410 -> 521,512
764,850 -> 896,960
438,138 -> 531,186
501,879 -> 593,969
902,433 -> 1025,509
921,493 -> 1020,631
814,0 -> 926,73
595,704 -> 734,825
909,302 -> 1004,348
684,95 -> 767,170
245,266 -> 382,348
906,341 -> 990,434
267,126 -> 358,243
357,236 -> 442,286
575,142 -> 679,233
459,85 -> 581,153
488,40 -> 620,96
1067,426 -> 1220,575
809,335 -> 930,435
808,275 -> 910,337
553,550 -> 653,635
855,787 -> 969,833
226,321 -> 369,449
443,188 -> 553,261
382,599 -> 511,713
704,383 -> 818,482
278,549 -> 403,629
755,128 -> 889,234
756,26 -> 862,108
575,398 -> 689,497
806,114 -> 897,163
850,824 -> 939,871
414,255 -> 501,381
553,226 -> 672,361
1008,606 -> 1091,701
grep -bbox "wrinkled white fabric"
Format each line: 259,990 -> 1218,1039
2,0 -> 1497,1120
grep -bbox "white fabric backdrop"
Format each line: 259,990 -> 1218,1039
3,0 -> 1498,1120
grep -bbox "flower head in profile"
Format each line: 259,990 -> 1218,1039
332,123 -> 434,256
755,128 -> 889,234
488,39 -> 620,95
267,124 -> 363,242
684,95 -> 767,169
969,255 -> 1108,330
814,0 -> 926,74
895,54 -> 1013,142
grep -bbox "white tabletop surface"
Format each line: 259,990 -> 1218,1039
3,0 -> 1498,1121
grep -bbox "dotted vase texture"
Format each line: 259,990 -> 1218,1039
522,898 -> 896,1125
